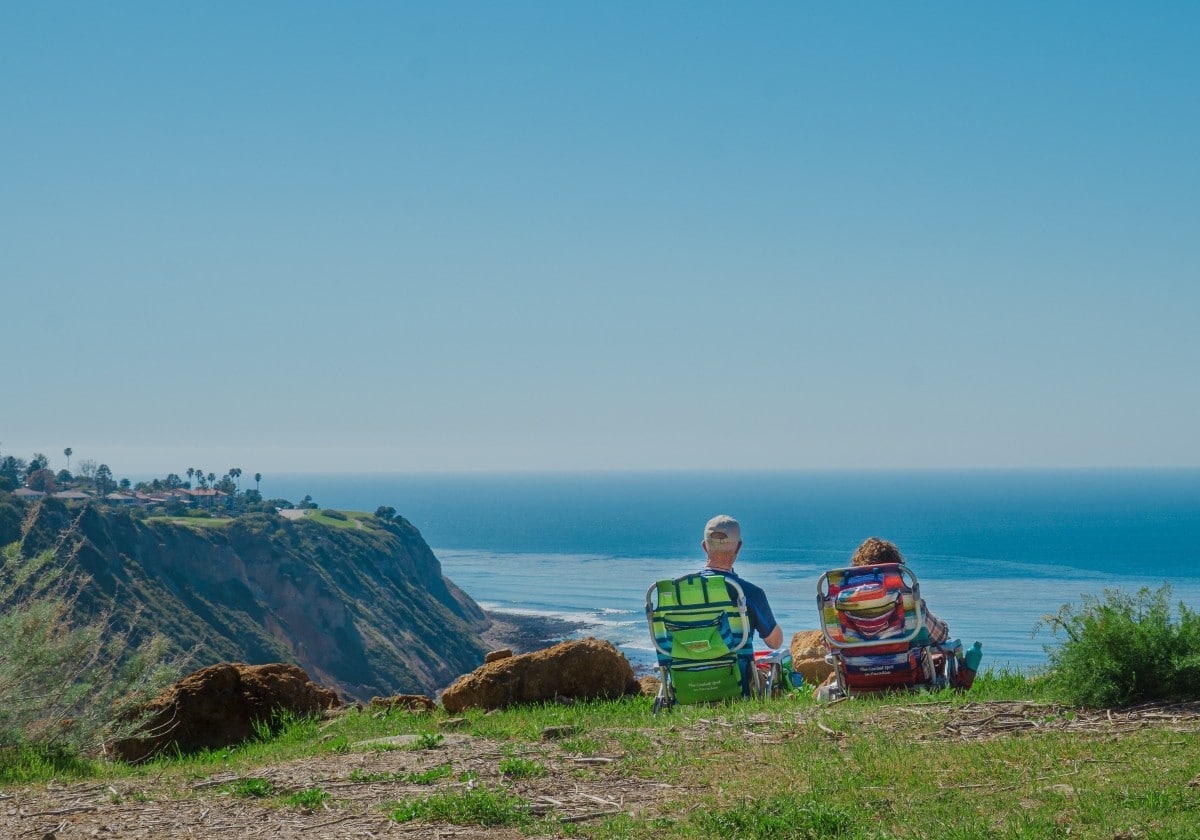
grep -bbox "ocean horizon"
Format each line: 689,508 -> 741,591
254,469 -> 1200,674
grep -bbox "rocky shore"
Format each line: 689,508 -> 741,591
480,610 -> 586,655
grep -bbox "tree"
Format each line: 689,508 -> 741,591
56,469 -> 72,484
0,456 -> 24,488
186,468 -> 194,486
229,467 -> 242,492
63,447 -> 72,473
95,464 -> 114,497
118,478 -> 131,491
27,469 -> 57,493
77,459 -> 97,482
26,453 -> 49,479
254,472 -> 262,492
374,505 -> 397,520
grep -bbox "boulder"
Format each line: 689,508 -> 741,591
440,638 -> 639,713
790,629 -> 835,686
109,663 -> 340,763
369,694 -> 437,712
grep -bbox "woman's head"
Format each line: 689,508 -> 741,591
850,537 -> 904,567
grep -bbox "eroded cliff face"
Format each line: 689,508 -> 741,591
3,498 -> 490,700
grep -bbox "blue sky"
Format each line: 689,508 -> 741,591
3,3 -> 1197,476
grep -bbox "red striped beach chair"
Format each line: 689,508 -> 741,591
816,562 -> 963,697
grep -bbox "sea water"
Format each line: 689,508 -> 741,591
263,470 -> 1200,673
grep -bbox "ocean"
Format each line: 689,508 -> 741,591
262,470 -> 1200,674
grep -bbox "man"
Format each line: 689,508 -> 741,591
700,514 -> 783,650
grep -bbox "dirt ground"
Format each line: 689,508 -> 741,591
0,731 -> 671,839
4,700 -> 1200,838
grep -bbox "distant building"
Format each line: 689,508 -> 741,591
13,488 -> 45,500
52,489 -> 93,500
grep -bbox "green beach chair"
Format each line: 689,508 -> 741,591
645,572 -> 759,712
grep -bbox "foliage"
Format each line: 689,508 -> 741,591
694,794 -> 869,840
284,786 -> 331,808
224,777 -> 275,797
389,787 -> 531,827
0,511 -> 183,762
497,756 -> 547,778
410,732 -> 444,750
1038,584 -> 1200,707
320,509 -> 347,520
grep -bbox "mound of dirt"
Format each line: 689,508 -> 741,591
109,662 -> 340,762
440,638 -> 640,713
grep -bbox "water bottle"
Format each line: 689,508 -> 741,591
960,641 -> 983,689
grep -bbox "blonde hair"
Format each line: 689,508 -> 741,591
849,537 -> 904,567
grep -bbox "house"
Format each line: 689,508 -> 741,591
185,487 -> 230,510
52,489 -> 93,501
105,492 -> 139,506
13,488 -> 45,500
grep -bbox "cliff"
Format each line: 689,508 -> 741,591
0,494 -> 490,700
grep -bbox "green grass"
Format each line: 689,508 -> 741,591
284,786 -> 332,809
389,786 -> 532,827
224,777 -> 274,798
304,509 -> 365,529
145,514 -> 232,529
3,677 -> 1198,839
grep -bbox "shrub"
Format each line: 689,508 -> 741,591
1038,585 -> 1200,708
0,512 -> 183,761
320,509 -> 347,521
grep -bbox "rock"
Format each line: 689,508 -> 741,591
369,694 -> 437,712
638,675 -> 661,697
790,629 -> 835,685
108,663 -> 340,763
484,648 -> 513,663
440,638 -> 639,713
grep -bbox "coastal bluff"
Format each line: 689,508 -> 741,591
1,494 -> 490,701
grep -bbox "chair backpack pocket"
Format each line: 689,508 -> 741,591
670,657 -> 743,704
664,614 -> 735,660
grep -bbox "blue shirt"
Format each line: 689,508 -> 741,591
701,568 -> 779,643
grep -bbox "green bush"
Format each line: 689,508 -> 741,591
1038,585 -> 1200,708
0,525 -> 182,763
320,509 -> 347,521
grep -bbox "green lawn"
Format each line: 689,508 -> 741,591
5,675 -> 1197,839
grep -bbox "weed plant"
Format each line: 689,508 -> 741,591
0,512 -> 183,762
284,786 -> 331,809
389,786 -> 532,827
1038,584 -> 1200,707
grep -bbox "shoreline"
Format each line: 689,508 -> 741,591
480,610 -> 588,655
480,609 -> 658,676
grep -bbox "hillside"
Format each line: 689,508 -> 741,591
0,493 -> 491,700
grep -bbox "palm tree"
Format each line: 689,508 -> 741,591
64,447 -> 72,473
255,472 -> 262,492
186,467 -> 195,487
230,467 -> 242,492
